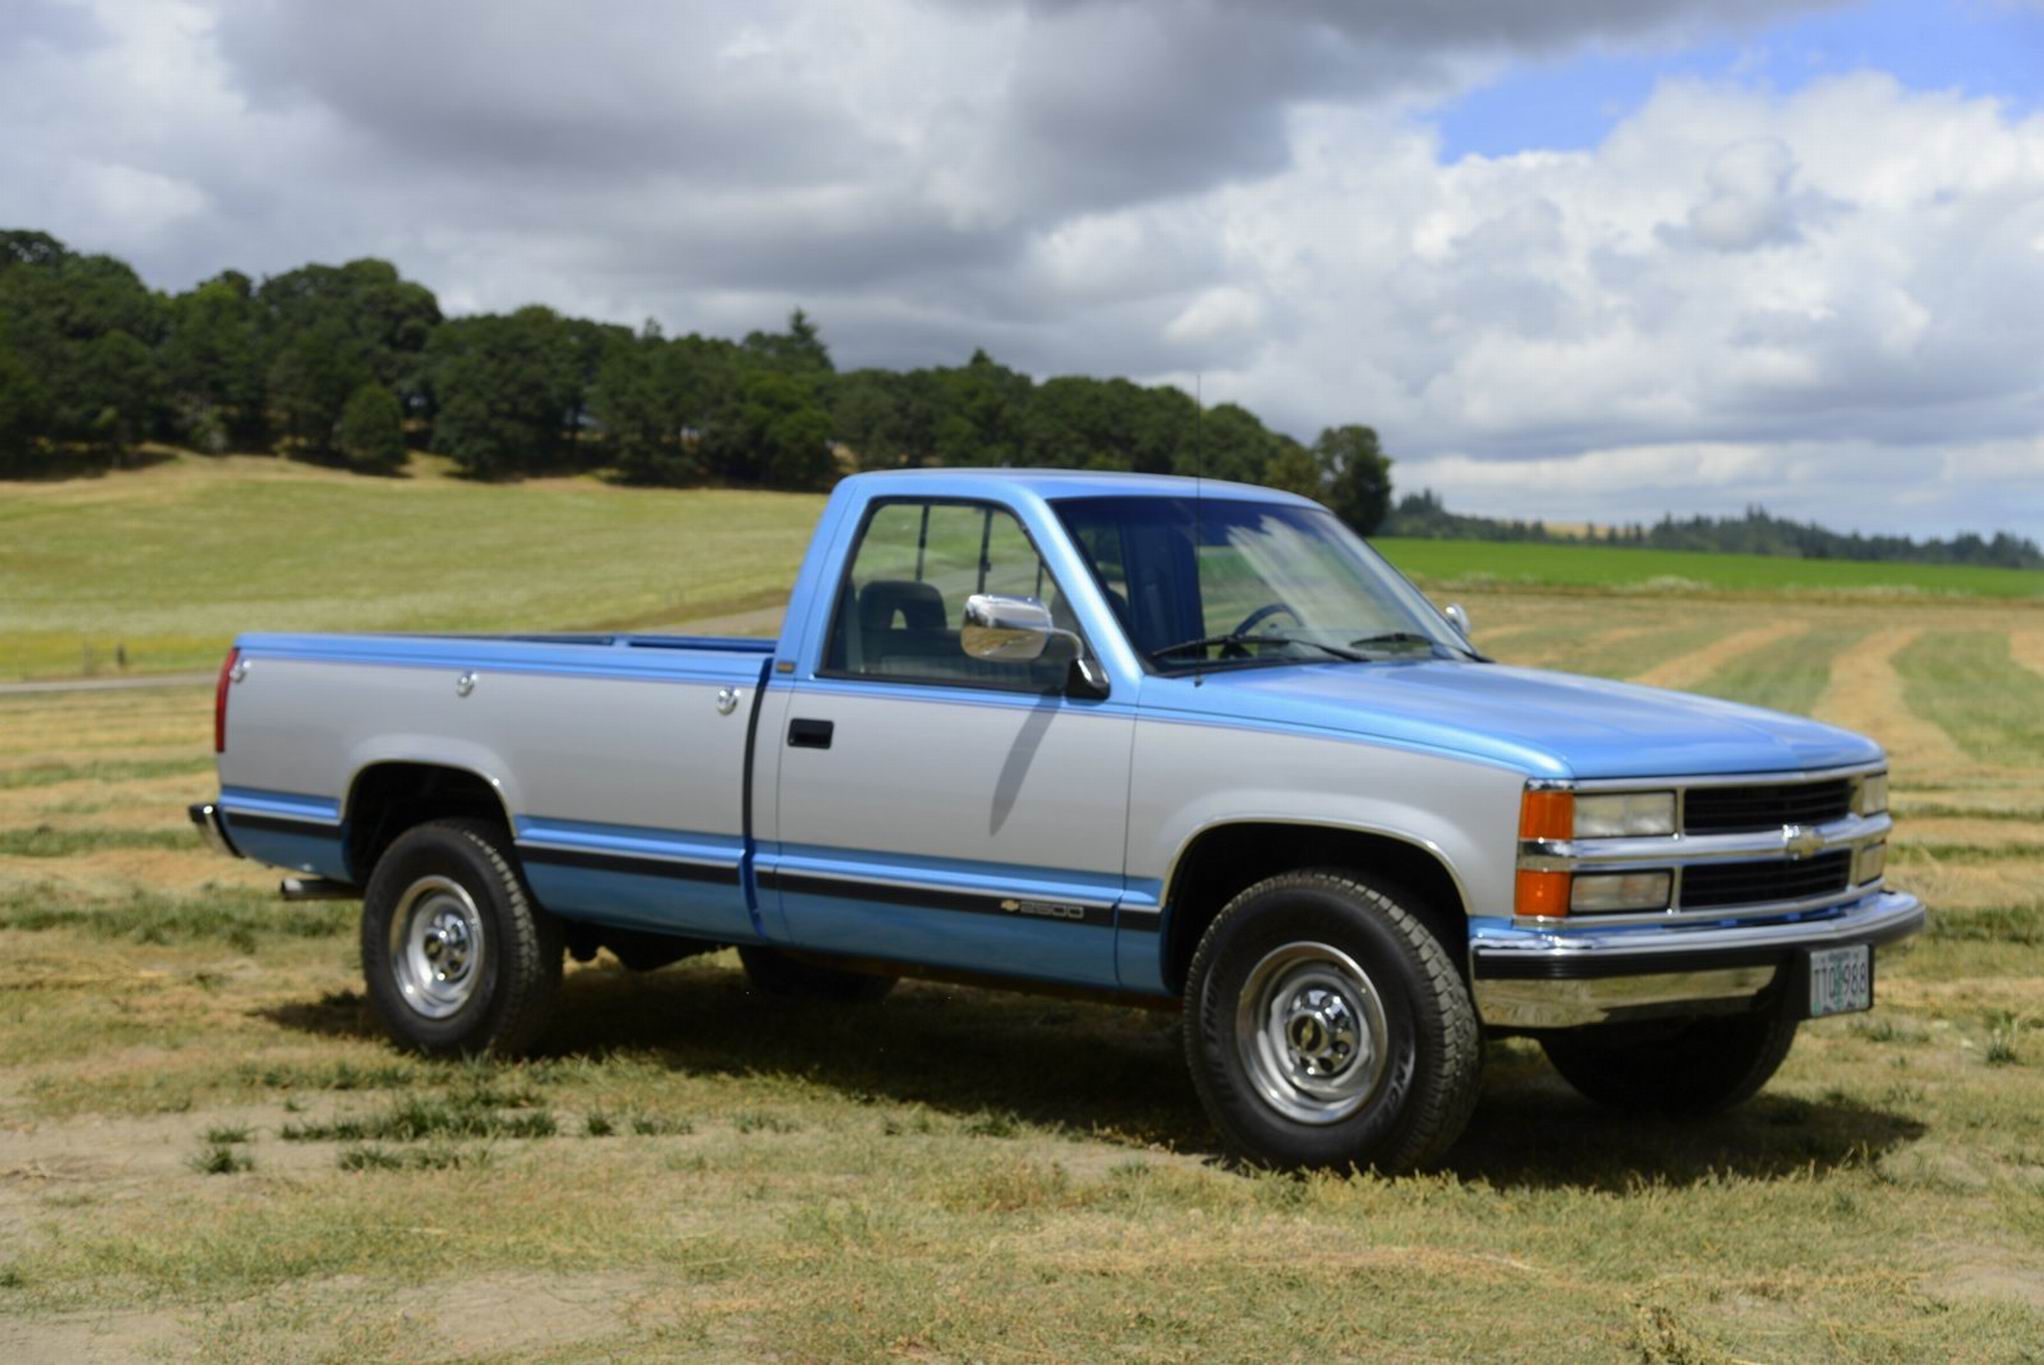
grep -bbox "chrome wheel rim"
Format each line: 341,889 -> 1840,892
388,875 -> 485,1020
1235,941 -> 1390,1125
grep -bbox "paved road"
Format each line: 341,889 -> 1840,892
0,671 -> 216,696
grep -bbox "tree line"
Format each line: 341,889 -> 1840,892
6,227 -> 2033,570
1386,490 -> 2043,571
0,229 -> 1393,530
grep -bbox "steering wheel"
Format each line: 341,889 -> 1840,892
1222,601 -> 1302,657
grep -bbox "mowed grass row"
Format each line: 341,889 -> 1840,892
1482,609 -> 2044,774
7,455 -> 2044,679
1895,630 -> 2044,767
1687,622 -> 1872,716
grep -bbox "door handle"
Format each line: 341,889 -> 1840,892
788,718 -> 834,750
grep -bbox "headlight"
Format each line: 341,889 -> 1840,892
1573,792 -> 1676,838
1569,870 -> 1673,913
1856,842 -> 1886,884
1856,772 -> 1889,816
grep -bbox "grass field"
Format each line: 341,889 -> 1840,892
5,451 -> 2042,680
1377,537 -> 2044,601
4,461 -> 2044,1360
0,453 -> 826,680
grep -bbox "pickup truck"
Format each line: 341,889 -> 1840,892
190,470 -> 1923,1171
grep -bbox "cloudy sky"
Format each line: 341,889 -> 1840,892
5,0 -> 2042,536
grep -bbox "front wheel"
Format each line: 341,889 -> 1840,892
360,818 -> 563,1057
1540,1011 -> 1798,1116
1183,870 -> 1482,1172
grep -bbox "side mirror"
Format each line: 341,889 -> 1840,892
1443,602 -> 1471,638
962,593 -> 1054,662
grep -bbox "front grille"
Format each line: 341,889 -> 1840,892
1681,851 -> 1852,909
1683,779 -> 1853,834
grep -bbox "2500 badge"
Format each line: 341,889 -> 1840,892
999,898 -> 1087,922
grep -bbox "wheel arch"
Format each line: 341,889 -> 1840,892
1157,819 -> 1473,995
343,760 -> 517,884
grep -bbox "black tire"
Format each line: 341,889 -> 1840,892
1183,869 -> 1482,1173
1540,1010 -> 1798,1117
360,818 -> 563,1057
737,946 -> 896,1003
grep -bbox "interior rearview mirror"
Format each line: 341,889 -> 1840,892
962,593 -> 1054,662
1443,602 -> 1471,638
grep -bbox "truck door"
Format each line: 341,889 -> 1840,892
764,497 -> 1133,987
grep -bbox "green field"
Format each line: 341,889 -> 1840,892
1375,536 -> 2044,599
5,460 -> 2044,1359
0,454 -> 824,679
6,452 -> 2042,681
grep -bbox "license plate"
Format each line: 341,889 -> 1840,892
1808,944 -> 1872,1018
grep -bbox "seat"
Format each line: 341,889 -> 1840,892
858,579 -> 946,634
851,579 -> 952,675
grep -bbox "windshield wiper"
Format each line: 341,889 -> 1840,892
1348,630 -> 1484,661
1150,633 -> 1368,665
1349,633 -> 1496,662
1347,632 -> 1437,650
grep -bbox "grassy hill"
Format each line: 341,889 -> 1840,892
4,452 -> 2040,680
1,453 -> 825,679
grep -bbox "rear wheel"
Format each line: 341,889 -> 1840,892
360,818 -> 562,1056
1540,1011 -> 1798,1116
737,946 -> 896,1003
1183,869 -> 1482,1172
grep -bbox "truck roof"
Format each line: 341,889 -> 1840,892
835,467 -> 1318,506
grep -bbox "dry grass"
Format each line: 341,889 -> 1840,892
3,578 -> 2043,1358
1627,620 -> 1804,690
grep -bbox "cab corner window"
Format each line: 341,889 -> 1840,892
824,500 -> 1083,690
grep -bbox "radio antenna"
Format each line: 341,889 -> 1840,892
1193,373 -> 1205,688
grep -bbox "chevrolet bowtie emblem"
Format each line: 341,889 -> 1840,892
1781,824 -> 1824,860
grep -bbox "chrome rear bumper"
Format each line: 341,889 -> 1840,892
1470,889 -> 1924,1029
187,801 -> 241,859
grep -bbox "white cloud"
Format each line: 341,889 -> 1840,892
1155,76 -> 2044,534
2,1 -> 2041,536
1163,286 -> 1266,346
1686,137 -> 1799,251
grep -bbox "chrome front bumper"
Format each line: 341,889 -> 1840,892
1470,889 -> 1925,1029
188,801 -> 241,859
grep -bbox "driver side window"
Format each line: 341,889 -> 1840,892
823,499 -> 1081,691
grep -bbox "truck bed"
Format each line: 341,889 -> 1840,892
216,629 -> 778,944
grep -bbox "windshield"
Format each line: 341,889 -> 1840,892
1051,496 -> 1470,671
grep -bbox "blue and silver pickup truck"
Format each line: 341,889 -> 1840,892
190,470 -> 1922,1170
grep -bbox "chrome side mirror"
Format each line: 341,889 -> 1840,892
962,593 -> 1055,662
1443,602 -> 1471,638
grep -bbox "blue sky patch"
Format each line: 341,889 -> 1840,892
1430,0 -> 2044,161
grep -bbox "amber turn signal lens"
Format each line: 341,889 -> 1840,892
1515,869 -> 1572,918
1518,789 -> 1574,841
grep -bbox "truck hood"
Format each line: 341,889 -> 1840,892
1140,660 -> 1883,780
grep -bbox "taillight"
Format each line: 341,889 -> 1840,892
214,647 -> 239,754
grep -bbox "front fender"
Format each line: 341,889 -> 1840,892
1128,716 -> 1523,924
